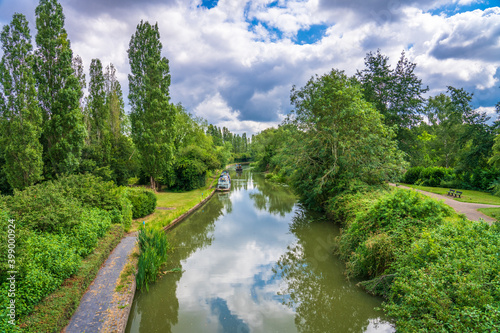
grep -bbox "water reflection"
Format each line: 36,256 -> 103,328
126,167 -> 394,333
274,209 -> 394,333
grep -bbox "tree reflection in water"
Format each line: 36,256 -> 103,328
248,172 -> 296,216
128,195 -> 225,333
273,207 -> 394,333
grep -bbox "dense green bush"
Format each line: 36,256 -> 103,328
56,174 -> 119,211
0,174 -> 129,329
127,187 -> 157,219
338,189 -> 454,279
402,166 -> 453,187
401,166 -> 424,184
136,227 -> 170,291
70,208 -> 111,256
5,181 -> 84,233
385,219 -> 500,332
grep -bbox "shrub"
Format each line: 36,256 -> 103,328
136,227 -> 170,291
385,219 -> 500,332
70,208 -> 111,257
127,187 -> 157,219
56,174 -> 119,211
5,181 -> 84,233
338,189 -> 454,280
401,166 -> 424,184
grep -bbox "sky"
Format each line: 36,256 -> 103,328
0,0 -> 499,135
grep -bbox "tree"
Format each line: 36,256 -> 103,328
357,50 -> 428,158
0,13 -> 43,190
34,0 -> 86,176
289,69 -> 406,208
87,58 -> 111,165
128,20 -> 175,190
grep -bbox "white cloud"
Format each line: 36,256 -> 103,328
1,0 -> 499,135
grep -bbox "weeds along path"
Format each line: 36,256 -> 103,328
64,235 -> 137,333
390,183 -> 499,224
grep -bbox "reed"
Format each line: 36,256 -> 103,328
136,226 -> 170,291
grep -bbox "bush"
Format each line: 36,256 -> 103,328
70,208 -> 111,257
127,187 -> 157,219
401,166 -> 424,184
385,219 -> 500,332
402,166 -> 453,187
136,227 -> 170,291
5,181 -> 84,233
338,189 -> 454,280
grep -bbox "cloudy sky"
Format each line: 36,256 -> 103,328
0,0 -> 499,135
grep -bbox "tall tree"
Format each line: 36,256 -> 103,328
0,13 -> 43,189
34,0 -> 86,176
104,63 -> 126,141
357,50 -> 428,159
128,21 -> 175,190
87,58 -> 111,165
289,69 -> 406,208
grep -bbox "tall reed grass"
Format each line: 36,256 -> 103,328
136,227 -> 170,291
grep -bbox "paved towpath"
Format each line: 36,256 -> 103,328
64,235 -> 137,333
391,184 -> 499,224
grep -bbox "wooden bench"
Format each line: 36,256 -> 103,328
455,191 -> 462,198
447,189 -> 455,196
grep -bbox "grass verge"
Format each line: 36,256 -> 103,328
132,171 -> 219,231
478,207 -> 500,220
401,183 -> 500,205
17,224 -> 124,332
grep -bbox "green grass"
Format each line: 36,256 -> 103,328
401,184 -> 500,205
132,171 -> 219,231
477,207 -> 500,220
18,224 -> 124,332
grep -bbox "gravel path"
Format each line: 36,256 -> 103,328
64,235 -> 137,333
391,184 -> 499,224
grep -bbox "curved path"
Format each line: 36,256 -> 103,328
391,184 -> 499,224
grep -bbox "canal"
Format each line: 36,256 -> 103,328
126,168 -> 394,333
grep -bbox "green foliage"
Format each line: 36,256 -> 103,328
0,13 -> 43,190
34,0 -> 86,176
127,187 -> 157,219
70,208 -> 111,256
136,226 -> 170,291
6,180 -> 84,232
338,189 -> 453,280
288,68 -> 406,208
385,219 -> 500,332
173,145 -> 219,190
128,20 -> 175,190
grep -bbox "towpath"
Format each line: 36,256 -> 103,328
390,184 -> 499,224
64,235 -> 137,333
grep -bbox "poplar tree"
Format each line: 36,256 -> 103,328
87,58 -> 111,165
0,13 -> 43,189
128,21 -> 175,190
34,0 -> 86,176
104,63 -> 126,141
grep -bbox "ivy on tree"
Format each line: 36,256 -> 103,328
128,21 -> 175,190
0,13 -> 43,190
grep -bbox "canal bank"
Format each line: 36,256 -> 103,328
125,169 -> 394,332
64,177 -> 219,333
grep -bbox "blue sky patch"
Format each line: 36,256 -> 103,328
428,1 -> 494,16
200,0 -> 218,10
295,24 -> 329,45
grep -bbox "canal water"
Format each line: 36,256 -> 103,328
126,168 -> 395,333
